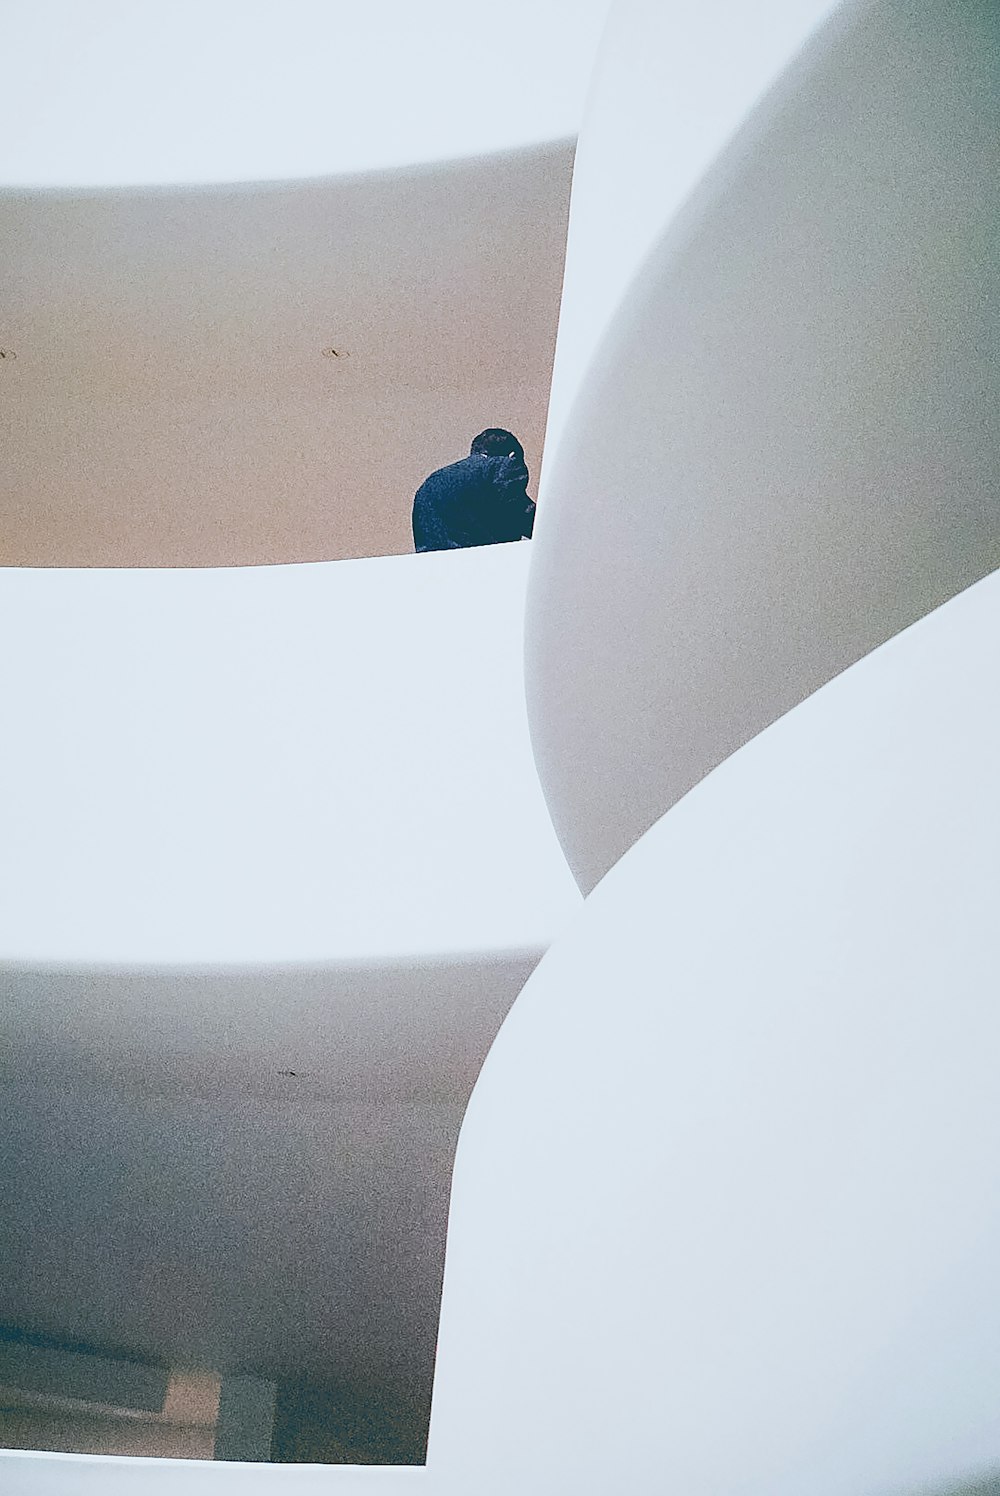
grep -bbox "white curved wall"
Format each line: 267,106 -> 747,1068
10,571 -> 1000,1483
0,546 -> 576,964
9,0 -> 999,1488
540,0 -> 839,475
1,0 -> 613,187
432,567 -> 1000,1496
528,0 -> 1000,891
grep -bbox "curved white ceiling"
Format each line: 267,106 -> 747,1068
1,0 -> 613,189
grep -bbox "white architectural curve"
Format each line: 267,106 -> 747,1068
432,567 -> 1000,1496
4,0 -> 999,1486
539,0 -> 840,475
527,0 -> 1000,892
0,548 -> 576,965
14,530 -> 1000,1494
1,0 -> 614,188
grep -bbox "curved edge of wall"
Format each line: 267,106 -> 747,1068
525,0 -> 1000,891
0,0 -> 615,189
537,0 -> 841,485
429,559 -> 1000,1493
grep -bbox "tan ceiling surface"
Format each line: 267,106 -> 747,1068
1,141 -> 572,566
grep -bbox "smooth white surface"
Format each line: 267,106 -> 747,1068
1,0 -> 612,188
540,0 -> 838,473
431,569 -> 1000,1496
7,2 -> 999,1487
0,545 -> 578,964
1,1453 -> 429,1491
528,0 -> 1000,890
6,592 -> 1000,1496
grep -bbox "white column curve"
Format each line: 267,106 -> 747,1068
431,567 -> 1000,1496
539,0 -> 840,476
527,0 -> 1000,892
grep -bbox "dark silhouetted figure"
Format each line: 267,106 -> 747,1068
412,429 -> 535,552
